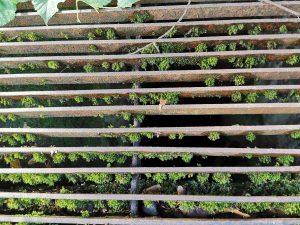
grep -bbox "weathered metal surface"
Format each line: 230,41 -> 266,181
9,1 -> 300,26
0,192 -> 299,202
0,85 -> 298,99
0,216 -> 299,225
2,103 -> 300,117
0,146 -> 299,156
0,125 -> 299,137
0,18 -> 298,39
1,34 -> 300,55
0,68 -> 300,85
0,49 -> 298,67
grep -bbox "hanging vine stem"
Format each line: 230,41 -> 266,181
129,0 -> 192,55
259,0 -> 300,20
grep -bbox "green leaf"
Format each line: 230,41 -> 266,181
0,0 -> 17,26
79,0 -> 111,10
32,0 -> 66,25
117,0 -> 139,8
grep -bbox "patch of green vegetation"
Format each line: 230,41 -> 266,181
208,131 -> 220,141
47,61 -> 60,70
227,24 -> 244,35
130,12 -> 152,23
245,132 -> 256,143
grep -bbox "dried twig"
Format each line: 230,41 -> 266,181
129,0 -> 192,55
224,208 -> 250,218
259,0 -> 300,20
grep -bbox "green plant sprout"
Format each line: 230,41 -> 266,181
245,92 -> 258,103
185,27 -> 207,37
286,55 -> 299,65
233,75 -> 245,86
47,61 -> 60,70
208,131 -> 220,141
248,25 -> 262,35
83,63 -> 95,72
130,12 -> 152,23
204,76 -> 215,87
279,25 -> 288,34
231,91 -> 242,102
264,90 -> 277,100
195,43 -> 208,52
291,131 -> 300,139
214,44 -> 227,52
227,24 -> 244,35
246,132 -> 256,143
112,62 -> 125,72
106,28 -> 116,40
101,61 -> 110,70
89,44 -> 98,52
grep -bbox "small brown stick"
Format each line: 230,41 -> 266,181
129,0 -> 192,55
259,0 -> 300,20
223,208 -> 251,218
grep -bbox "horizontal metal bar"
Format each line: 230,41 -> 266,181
0,49 -> 298,67
0,166 -> 298,174
0,146 -> 298,156
0,125 -> 298,137
0,192 -> 299,202
2,103 -> 300,117
1,18 -> 298,39
0,85 -> 298,99
0,68 -> 299,85
10,1 -> 300,27
1,34 -> 300,55
0,216 -> 299,225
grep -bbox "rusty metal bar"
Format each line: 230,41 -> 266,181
0,215 -> 299,225
1,18 -> 298,39
0,68 -> 299,85
0,216 -> 299,225
0,85 -> 298,99
2,103 -> 300,117
0,125 -> 299,137
0,192 -> 299,202
10,1 -> 300,26
0,146 -> 298,156
1,34 -> 300,55
0,49 -> 298,67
